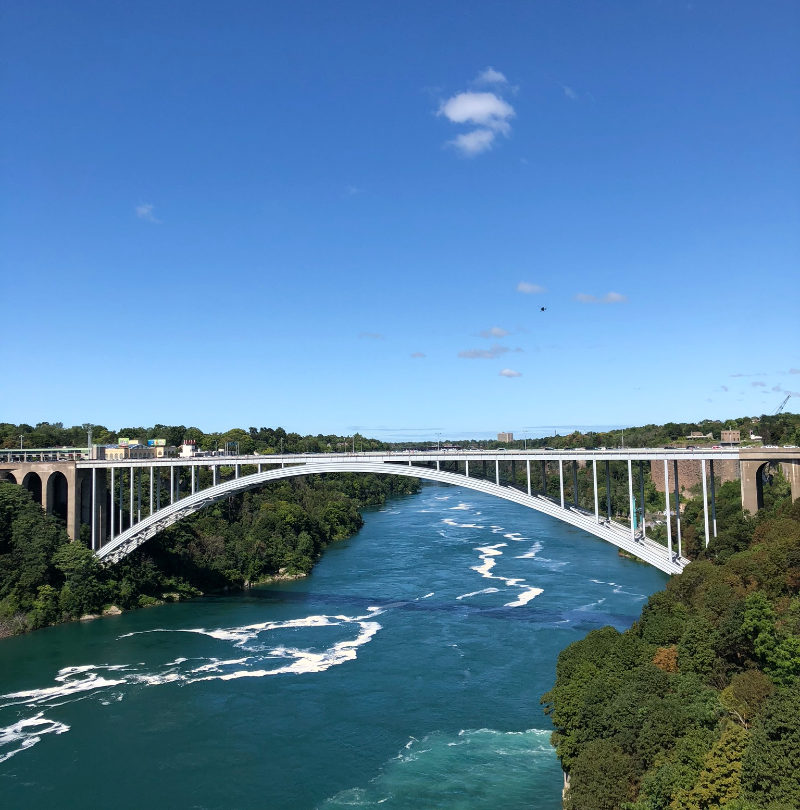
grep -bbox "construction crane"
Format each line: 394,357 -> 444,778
774,394 -> 791,415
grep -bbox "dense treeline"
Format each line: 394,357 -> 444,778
542,495 -> 800,809
0,473 -> 419,638
3,412 -> 798,455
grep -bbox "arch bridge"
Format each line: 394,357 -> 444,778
2,448 -> 799,576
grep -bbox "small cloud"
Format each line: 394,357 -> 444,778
772,385 -> 783,392
439,92 -> 515,131
479,326 -> 509,339
135,203 -> 161,223
459,345 -> 510,359
603,292 -> 627,303
344,185 -> 363,197
474,67 -> 508,86
751,381 -> 766,387
721,385 -> 729,392
499,368 -> 522,378
448,128 -> 497,157
730,372 -> 765,378
790,368 -> 800,374
561,84 -> 578,100
410,352 -> 426,359
438,86 -> 515,157
517,281 -> 545,294
576,292 -> 627,304
358,332 -> 384,340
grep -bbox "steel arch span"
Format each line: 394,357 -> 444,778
95,461 -> 687,574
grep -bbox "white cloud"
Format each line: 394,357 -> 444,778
603,291 -> 627,303
459,345 -> 510,359
448,128 -> 497,156
410,352 -> 426,358
499,368 -> 522,378
474,67 -> 508,86
438,83 -> 515,158
344,185 -> 363,197
517,281 -> 545,294
479,326 -> 509,339
135,203 -> 161,223
561,84 -> 578,100
575,291 -> 627,304
358,332 -> 384,340
439,92 -> 514,132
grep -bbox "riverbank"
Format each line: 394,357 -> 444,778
0,473 -> 420,640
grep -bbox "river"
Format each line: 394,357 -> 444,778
0,483 -> 668,809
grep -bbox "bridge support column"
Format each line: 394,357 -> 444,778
572,461 -> 579,508
149,467 -> 154,516
235,464 -> 241,478
495,460 -> 500,486
119,468 -> 123,533
436,460 -> 440,471
130,466 -> 134,528
740,460 -> 764,514
701,459 -> 710,548
191,465 -> 196,495
664,460 -> 673,560
91,468 -> 97,550
605,461 -> 611,519
593,460 -> 599,522
541,460 -> 547,496
627,459 -> 635,541
526,460 -> 531,496
559,460 -> 565,509
639,461 -> 646,540
170,467 -> 175,505
465,460 -> 469,477
785,460 -> 800,505
137,468 -> 142,522
110,467 -> 115,540
213,465 -> 218,486
674,460 -> 682,558
709,460 -> 717,538
157,469 -> 161,510
512,460 -> 516,489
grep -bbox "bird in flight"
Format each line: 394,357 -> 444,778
540,307 -> 547,312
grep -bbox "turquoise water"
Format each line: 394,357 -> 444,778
0,484 -> 668,808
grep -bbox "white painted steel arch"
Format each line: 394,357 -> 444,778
96,461 -> 688,574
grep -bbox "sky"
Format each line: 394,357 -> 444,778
2,1 -> 799,441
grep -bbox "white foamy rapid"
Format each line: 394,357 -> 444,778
0,608 -> 385,764
455,587 -> 500,600
442,518 -> 485,529
0,713 -> 70,764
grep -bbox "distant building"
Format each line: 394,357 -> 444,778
180,439 -> 199,458
720,430 -> 741,445
686,431 -> 712,440
497,432 -> 514,443
92,439 -> 175,460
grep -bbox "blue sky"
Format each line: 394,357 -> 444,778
2,1 -> 798,440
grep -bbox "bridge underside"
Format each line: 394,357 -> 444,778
96,461 -> 687,575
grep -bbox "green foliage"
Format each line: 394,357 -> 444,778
545,499 -> 800,809
0,473 -> 420,637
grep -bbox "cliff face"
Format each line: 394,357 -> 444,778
649,459 -> 741,494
